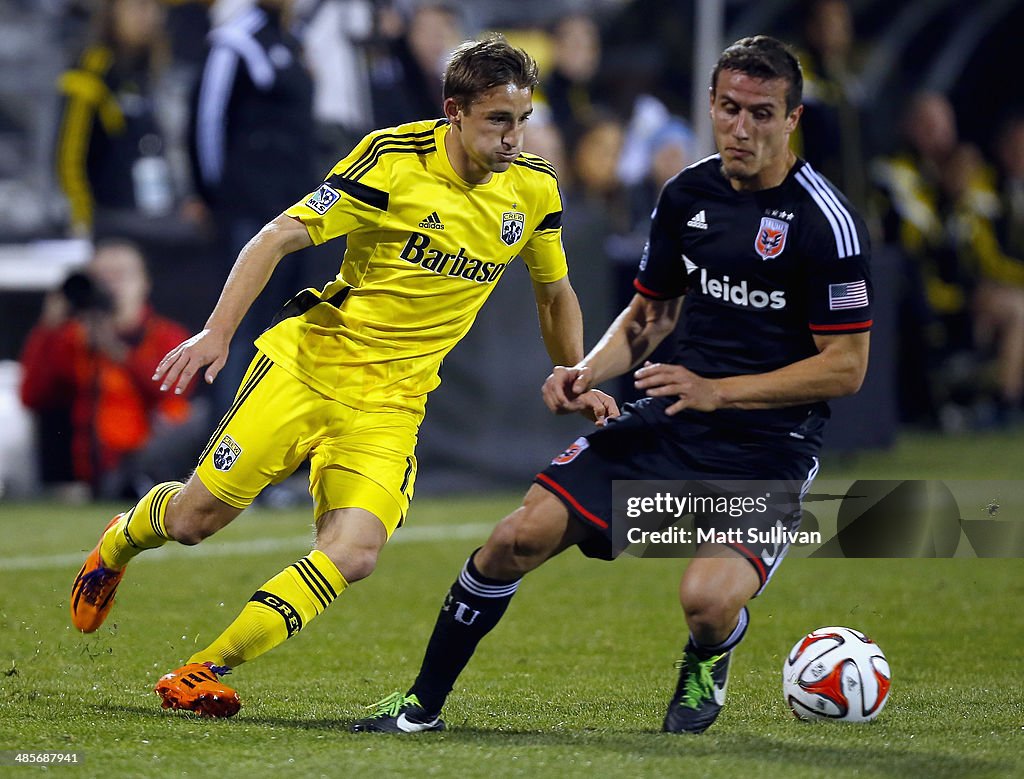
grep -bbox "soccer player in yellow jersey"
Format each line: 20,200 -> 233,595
68,33 -> 617,718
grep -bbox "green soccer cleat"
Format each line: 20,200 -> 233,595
350,691 -> 445,733
662,645 -> 732,734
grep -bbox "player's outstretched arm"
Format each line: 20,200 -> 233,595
540,292 -> 681,423
572,294 -> 683,389
153,214 -> 313,394
531,276 -> 621,425
532,275 -> 584,367
635,331 -> 870,415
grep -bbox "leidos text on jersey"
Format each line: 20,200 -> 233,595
696,267 -> 787,310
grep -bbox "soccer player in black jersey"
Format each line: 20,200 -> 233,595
353,35 -> 872,735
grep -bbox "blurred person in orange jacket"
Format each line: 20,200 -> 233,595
20,239 -> 198,497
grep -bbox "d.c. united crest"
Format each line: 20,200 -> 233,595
500,211 -> 525,246
755,217 -> 789,260
213,435 -> 242,471
551,436 -> 588,465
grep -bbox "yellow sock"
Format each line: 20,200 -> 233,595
99,481 -> 182,570
189,550 -> 347,669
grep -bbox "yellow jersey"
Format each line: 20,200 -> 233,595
255,118 -> 567,417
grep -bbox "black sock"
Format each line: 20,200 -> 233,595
408,550 -> 520,715
688,606 -> 749,659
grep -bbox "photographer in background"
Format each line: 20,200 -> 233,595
19,240 -> 201,498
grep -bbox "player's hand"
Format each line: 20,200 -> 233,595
543,367 -> 619,425
575,389 -> 620,426
633,361 -> 721,415
153,328 -> 230,394
542,365 -> 594,414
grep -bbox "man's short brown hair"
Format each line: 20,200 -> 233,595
443,33 -> 539,111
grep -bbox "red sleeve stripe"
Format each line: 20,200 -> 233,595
809,320 -> 872,332
633,278 -> 676,299
534,472 -> 609,529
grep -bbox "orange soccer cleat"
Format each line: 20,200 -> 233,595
155,663 -> 241,718
70,514 -> 126,633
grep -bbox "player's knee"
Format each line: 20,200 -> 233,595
481,514 -> 547,575
479,516 -> 522,568
313,508 -> 387,582
166,512 -> 219,546
323,545 -> 379,583
680,585 -> 743,637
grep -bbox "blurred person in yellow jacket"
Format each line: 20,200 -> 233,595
56,0 -> 177,236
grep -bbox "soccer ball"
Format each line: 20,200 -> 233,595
782,626 -> 891,722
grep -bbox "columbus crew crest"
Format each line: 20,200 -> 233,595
500,211 -> 525,246
755,216 -> 789,260
213,435 -> 242,471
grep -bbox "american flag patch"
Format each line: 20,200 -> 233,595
829,281 -> 868,310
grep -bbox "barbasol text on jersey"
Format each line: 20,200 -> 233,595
400,233 -> 509,283
698,267 -> 787,309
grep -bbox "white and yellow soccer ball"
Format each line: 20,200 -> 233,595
782,626 -> 891,722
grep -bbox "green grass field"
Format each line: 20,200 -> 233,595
2,431 -> 1022,777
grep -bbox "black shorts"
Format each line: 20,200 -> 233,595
535,398 -> 821,590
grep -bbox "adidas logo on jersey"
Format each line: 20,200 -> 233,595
419,211 -> 445,230
687,210 -> 709,230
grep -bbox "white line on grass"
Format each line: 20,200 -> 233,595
0,522 -> 494,572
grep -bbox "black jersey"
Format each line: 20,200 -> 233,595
634,155 -> 872,437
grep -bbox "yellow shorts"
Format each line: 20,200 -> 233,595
195,353 -> 418,536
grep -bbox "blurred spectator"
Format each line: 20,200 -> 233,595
623,118 -> 695,244
872,92 -> 973,426
189,0 -> 315,415
210,0 -> 255,25
164,0 -> 214,74
995,115 -> 1024,259
55,0 -> 182,238
539,13 -> 604,153
620,118 -> 695,402
301,0 -> 375,166
368,2 -> 463,127
19,240 -> 201,498
792,0 -> 870,212
567,116 -> 629,235
616,94 -> 692,189
946,139 -> 1024,421
874,93 -> 1019,427
647,121 -> 695,193
598,0 -> 691,119
521,105 -> 569,182
560,116 -> 646,399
